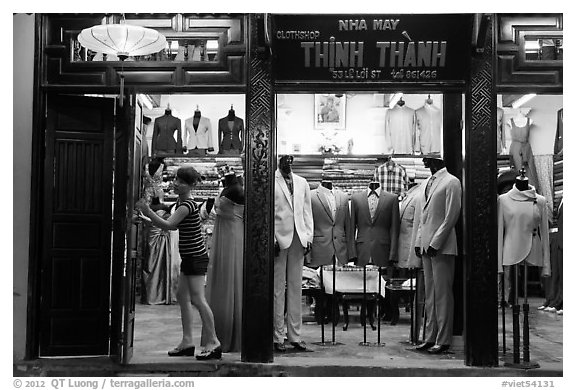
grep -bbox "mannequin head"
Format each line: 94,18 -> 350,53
278,155 -> 294,175
422,156 -> 445,175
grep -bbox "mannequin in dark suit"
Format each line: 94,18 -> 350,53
152,107 -> 183,156
350,182 -> 400,267
218,107 -> 244,155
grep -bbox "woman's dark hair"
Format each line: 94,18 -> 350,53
176,166 -> 203,186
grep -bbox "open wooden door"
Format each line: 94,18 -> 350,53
110,95 -> 142,364
40,94 -> 115,356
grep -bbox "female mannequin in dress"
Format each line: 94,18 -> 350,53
202,169 -> 245,352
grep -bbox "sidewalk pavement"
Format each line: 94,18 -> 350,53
14,298 -> 562,377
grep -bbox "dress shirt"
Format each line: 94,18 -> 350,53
318,185 -> 336,219
384,105 -> 416,154
367,187 -> 381,220
374,160 -> 409,198
415,103 -> 442,154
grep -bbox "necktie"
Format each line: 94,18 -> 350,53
425,176 -> 436,199
368,192 -> 378,219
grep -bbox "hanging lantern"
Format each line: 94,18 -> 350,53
77,17 -> 167,106
77,20 -> 166,61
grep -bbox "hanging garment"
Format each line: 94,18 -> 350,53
218,116 -> 244,154
385,105 -> 416,154
496,107 -> 505,155
415,103 -> 442,154
533,154 -> 554,223
374,159 -> 409,198
508,117 -> 539,192
152,114 -> 183,155
184,116 -> 214,151
497,184 -> 550,275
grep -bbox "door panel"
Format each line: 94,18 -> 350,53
41,94 -> 114,356
110,96 -> 139,364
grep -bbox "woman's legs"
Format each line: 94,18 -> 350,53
176,273 -> 195,347
185,274 -> 221,350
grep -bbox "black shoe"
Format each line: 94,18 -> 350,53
274,342 -> 286,352
290,341 -> 310,351
195,346 -> 222,360
427,344 -> 450,354
415,342 -> 435,351
168,345 -> 195,357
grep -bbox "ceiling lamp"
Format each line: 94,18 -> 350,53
77,18 -> 166,61
77,16 -> 167,106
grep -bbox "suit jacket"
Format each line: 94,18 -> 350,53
398,184 -> 423,268
218,117 -> 244,152
309,187 -> 355,266
497,185 -> 550,275
152,114 -> 182,155
416,168 -> 461,255
350,188 -> 400,267
274,170 -> 313,250
184,116 -> 214,150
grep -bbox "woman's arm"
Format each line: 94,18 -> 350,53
136,199 -> 188,230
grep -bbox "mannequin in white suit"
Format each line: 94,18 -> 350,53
273,155 -> 314,352
414,157 -> 462,354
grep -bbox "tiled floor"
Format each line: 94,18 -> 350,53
131,296 -> 562,374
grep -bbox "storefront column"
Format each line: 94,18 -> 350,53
464,14 -> 499,366
242,13 -> 275,363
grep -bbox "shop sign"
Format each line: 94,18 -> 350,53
271,14 -> 472,83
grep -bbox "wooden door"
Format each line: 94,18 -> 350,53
110,96 -> 140,364
40,94 -> 115,356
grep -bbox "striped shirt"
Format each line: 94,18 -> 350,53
176,199 -> 208,257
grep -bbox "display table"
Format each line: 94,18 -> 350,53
319,265 -> 387,330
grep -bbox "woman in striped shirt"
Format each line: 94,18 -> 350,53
136,166 -> 222,360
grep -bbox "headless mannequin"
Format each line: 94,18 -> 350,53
228,107 -> 236,121
221,173 -> 245,205
321,180 -> 333,190
165,107 -> 172,115
397,98 -> 405,107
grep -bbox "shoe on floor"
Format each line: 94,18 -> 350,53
290,341 -> 311,351
274,342 -> 286,352
415,342 -> 435,351
544,306 -> 557,312
428,344 -> 450,354
195,345 -> 222,360
168,345 -> 195,357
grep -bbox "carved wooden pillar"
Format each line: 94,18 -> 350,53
241,14 -> 275,363
464,13 -> 499,366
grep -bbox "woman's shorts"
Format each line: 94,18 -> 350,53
180,253 -> 209,276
